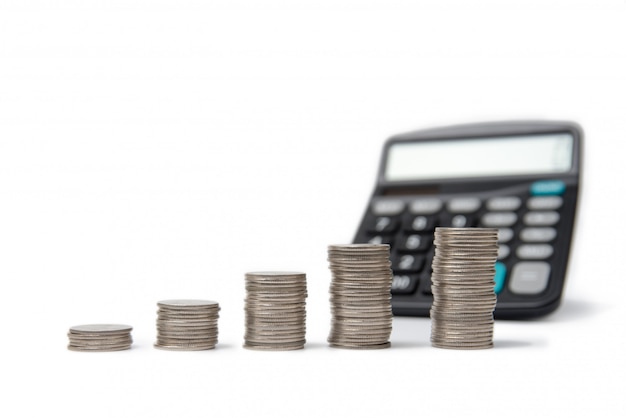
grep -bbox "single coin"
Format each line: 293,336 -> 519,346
69,324 -> 133,334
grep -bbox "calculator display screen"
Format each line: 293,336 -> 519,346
385,133 -> 574,181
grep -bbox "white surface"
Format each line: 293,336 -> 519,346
1,1 -> 625,417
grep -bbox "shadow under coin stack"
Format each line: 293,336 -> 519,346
327,244 -> 393,349
430,227 -> 499,350
67,324 -> 133,352
244,272 -> 308,351
154,299 -> 220,351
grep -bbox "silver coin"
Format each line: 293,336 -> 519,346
158,299 -> 219,308
246,271 -> 306,276
156,322 -> 218,328
68,345 -> 131,352
68,335 -> 133,343
69,324 -> 133,334
328,341 -> 391,350
154,343 -> 216,351
243,343 -> 305,351
328,243 -> 390,250
330,334 -> 392,343
67,332 -> 132,340
244,297 -> 307,304
330,319 -> 392,327
157,312 -> 219,319
329,330 -> 391,339
157,330 -> 219,337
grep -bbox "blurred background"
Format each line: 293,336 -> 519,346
0,1 -> 624,417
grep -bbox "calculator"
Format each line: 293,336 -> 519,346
353,121 -> 582,319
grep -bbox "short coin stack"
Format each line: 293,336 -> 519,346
244,271 -> 307,351
430,227 -> 499,350
154,299 -> 220,351
327,244 -> 393,349
67,324 -> 133,352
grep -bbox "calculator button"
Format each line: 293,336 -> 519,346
516,244 -> 554,260
530,180 -> 566,196
523,211 -> 560,226
481,212 -> 518,227
497,245 -> 510,260
451,215 -> 469,227
400,234 -> 430,252
509,262 -> 551,295
409,198 -> 442,215
498,228 -> 514,243
407,215 -> 437,232
393,254 -> 425,272
447,197 -> 481,213
367,216 -> 400,234
486,196 -> 522,211
372,199 -> 405,215
391,274 -> 418,294
520,227 -> 557,243
527,196 -> 563,211
494,262 -> 507,294
367,235 -> 394,245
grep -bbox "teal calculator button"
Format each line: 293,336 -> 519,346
494,262 -> 507,294
530,180 -> 566,196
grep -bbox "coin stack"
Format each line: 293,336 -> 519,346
67,324 -> 133,352
154,299 -> 220,351
430,227 -> 499,350
327,244 -> 393,349
244,271 -> 307,351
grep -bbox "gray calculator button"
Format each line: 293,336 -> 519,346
398,255 -> 416,270
405,235 -> 422,250
391,274 -> 418,294
520,227 -> 557,242
375,217 -> 391,232
524,211 -> 560,226
527,196 -> 563,211
368,236 -> 384,245
486,196 -> 522,211
372,199 -> 405,215
447,197 -> 481,213
497,244 -> 510,260
409,198 -> 442,215
412,216 -> 428,231
516,244 -> 554,260
498,228 -> 514,243
481,212 -> 518,227
509,262 -> 551,295
451,215 -> 468,227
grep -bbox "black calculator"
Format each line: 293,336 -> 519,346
353,121 -> 582,319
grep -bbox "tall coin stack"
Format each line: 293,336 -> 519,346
430,227 -> 499,350
67,324 -> 133,352
154,299 -> 220,351
244,271 -> 307,351
327,244 -> 393,349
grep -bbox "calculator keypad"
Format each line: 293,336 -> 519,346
357,180 -> 568,305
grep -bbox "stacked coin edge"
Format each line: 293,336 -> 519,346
67,324 -> 133,352
327,244 -> 393,349
430,227 -> 499,350
154,299 -> 220,351
244,271 -> 308,351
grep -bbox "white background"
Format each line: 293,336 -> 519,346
1,1 -> 625,417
